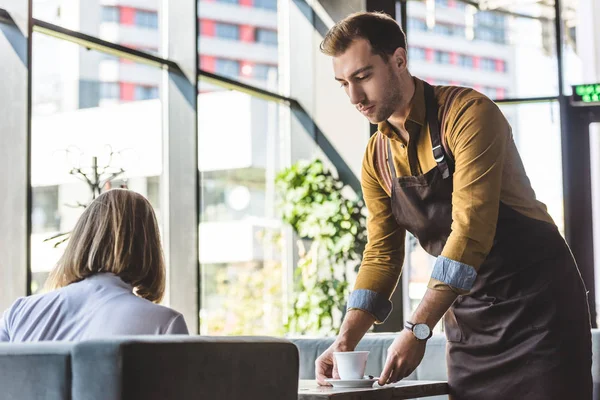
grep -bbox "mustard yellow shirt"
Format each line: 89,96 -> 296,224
349,77 -> 554,322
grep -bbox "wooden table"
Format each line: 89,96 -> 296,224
297,379 -> 449,400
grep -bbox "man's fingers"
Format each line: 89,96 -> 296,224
388,367 -> 403,384
316,369 -> 332,386
378,359 -> 394,386
315,359 -> 332,386
332,361 -> 340,380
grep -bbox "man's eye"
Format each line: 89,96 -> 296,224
340,82 -> 348,88
356,75 -> 369,81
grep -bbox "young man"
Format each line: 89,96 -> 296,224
315,11 -> 592,399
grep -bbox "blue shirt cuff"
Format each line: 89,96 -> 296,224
346,289 -> 393,323
431,256 -> 477,291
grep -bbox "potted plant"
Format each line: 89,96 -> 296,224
276,159 -> 366,336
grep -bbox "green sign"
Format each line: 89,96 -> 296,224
572,83 -> 600,105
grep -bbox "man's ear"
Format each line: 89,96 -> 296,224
392,47 -> 407,71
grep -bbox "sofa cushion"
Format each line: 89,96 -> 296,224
0,342 -> 73,400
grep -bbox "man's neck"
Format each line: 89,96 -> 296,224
386,76 -> 415,142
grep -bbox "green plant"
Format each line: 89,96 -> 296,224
276,159 -> 366,336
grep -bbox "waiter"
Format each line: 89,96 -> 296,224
315,11 -> 592,399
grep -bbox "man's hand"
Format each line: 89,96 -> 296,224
378,329 -> 426,386
315,344 -> 344,386
315,309 -> 376,386
375,288 -> 458,386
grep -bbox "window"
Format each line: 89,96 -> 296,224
476,11 -> 505,28
255,28 -> 278,46
480,57 -> 496,71
459,54 -> 473,68
215,22 -> 240,40
481,86 -> 496,98
215,58 -> 240,79
254,0 -> 277,11
474,12 -> 506,44
435,50 -> 451,64
134,85 -> 159,100
408,47 -> 426,61
135,10 -> 158,29
433,24 -> 452,36
436,24 -> 463,37
435,0 -> 449,7
32,186 -> 60,234
102,6 -> 120,23
216,0 -> 240,4
408,18 -> 427,32
253,64 -> 275,80
31,33 -> 164,296
475,27 -> 507,44
100,82 -> 120,99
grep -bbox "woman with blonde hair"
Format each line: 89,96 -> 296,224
0,189 -> 188,341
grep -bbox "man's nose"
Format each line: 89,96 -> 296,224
348,85 -> 365,105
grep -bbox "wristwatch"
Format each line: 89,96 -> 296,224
404,321 -> 432,341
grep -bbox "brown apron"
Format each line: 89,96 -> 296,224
385,82 -> 593,399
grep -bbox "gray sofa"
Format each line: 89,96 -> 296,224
2,331 -> 599,400
0,336 -> 299,400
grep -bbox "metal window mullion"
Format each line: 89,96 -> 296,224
0,1 -> 32,310
161,0 -> 199,333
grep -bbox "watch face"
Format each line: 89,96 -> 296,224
413,323 -> 431,340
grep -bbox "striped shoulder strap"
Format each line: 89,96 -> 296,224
373,132 -> 393,196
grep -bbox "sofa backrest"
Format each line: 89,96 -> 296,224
0,336 -> 299,400
0,342 -> 73,400
71,336 -> 299,400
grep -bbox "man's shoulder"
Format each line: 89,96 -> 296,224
433,84 -> 492,113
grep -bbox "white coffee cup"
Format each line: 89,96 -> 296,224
333,351 -> 370,380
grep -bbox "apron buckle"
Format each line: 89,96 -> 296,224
432,145 -> 445,163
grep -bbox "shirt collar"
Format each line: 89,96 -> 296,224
377,77 -> 426,140
85,273 -> 133,291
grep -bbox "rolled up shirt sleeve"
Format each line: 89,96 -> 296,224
348,138 -> 405,323
428,94 -> 510,294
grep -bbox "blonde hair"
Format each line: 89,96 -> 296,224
45,189 -> 166,303
320,11 -> 407,59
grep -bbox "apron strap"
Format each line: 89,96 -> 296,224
386,136 -> 397,181
385,82 -> 454,183
423,81 -> 453,179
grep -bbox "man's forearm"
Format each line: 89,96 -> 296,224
410,288 -> 458,329
334,309 -> 376,350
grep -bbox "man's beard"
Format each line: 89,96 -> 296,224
371,73 -> 403,123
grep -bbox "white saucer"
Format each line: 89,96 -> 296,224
324,377 -> 378,388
